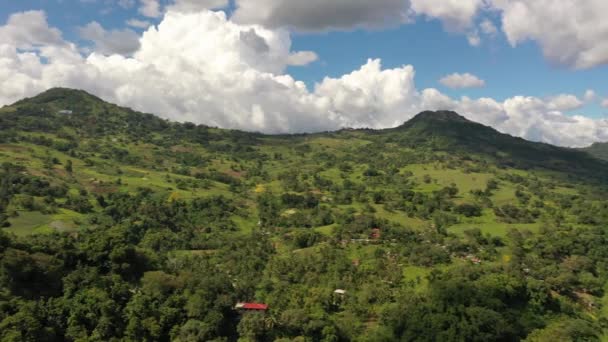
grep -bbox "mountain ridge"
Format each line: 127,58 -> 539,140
0,88 -> 597,146
2,87 -> 607,181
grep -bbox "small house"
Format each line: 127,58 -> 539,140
465,254 -> 482,264
235,302 -> 268,311
58,110 -> 73,115
333,289 -> 346,295
370,228 -> 381,240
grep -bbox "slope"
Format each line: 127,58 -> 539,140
582,142 -> 608,161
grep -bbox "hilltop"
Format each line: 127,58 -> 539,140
1,88 -> 608,341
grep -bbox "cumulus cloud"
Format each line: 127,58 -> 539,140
439,73 -> 485,89
496,97 -> 608,147
167,0 -> 229,12
126,19 -> 152,29
0,9 -> 606,147
495,0 -> 608,69
0,11 -> 64,48
314,59 -> 419,128
479,19 -> 497,36
232,0 -> 412,31
602,99 -> 608,108
79,22 -> 141,55
123,0 -> 608,70
287,51 -> 318,66
227,0 -> 608,70
118,0 -> 136,9
138,0 -> 161,18
411,0 -> 483,31
466,32 -> 481,46
584,89 -> 596,102
546,94 -> 584,112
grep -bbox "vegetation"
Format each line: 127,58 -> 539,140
582,142 -> 608,161
0,88 -> 608,341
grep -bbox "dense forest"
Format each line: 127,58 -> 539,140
1,88 -> 608,341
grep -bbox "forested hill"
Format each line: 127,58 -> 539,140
4,88 -> 606,180
582,142 -> 608,161
1,88 -> 608,341
391,110 -> 608,178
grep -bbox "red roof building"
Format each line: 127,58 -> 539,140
235,302 -> 269,311
370,228 -> 381,240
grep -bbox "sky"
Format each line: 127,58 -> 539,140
1,0 -> 608,147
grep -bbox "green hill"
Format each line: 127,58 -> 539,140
1,88 -> 608,341
391,110 -> 608,177
582,142 -> 608,161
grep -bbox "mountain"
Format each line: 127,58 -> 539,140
4,89 -> 606,176
2,88 -> 607,192
388,110 -> 608,180
1,88 -> 608,341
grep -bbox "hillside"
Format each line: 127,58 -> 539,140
1,88 -> 608,341
391,110 -> 608,178
583,142 -> 608,161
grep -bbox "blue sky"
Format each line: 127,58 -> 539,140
0,0 -> 607,146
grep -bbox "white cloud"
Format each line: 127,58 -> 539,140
224,0 -> 608,71
411,0 -> 484,31
314,59 -> 419,129
119,0 -> 608,70
439,73 -> 485,89
0,9 -> 607,147
546,94 -> 584,112
467,32 -> 481,46
497,96 -> 608,147
287,51 -> 318,66
0,11 -> 64,48
126,19 -> 152,29
479,19 -> 497,36
118,0 -> 136,9
167,0 -> 229,13
232,0 -> 412,31
79,22 -> 141,55
138,0 -> 161,18
494,0 -> 608,69
602,99 -> 608,108
584,89 -> 596,102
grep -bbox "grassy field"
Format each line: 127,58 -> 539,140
403,164 -> 494,196
315,224 -> 336,236
449,221 -> 541,238
6,208 -> 85,236
6,211 -> 53,236
403,265 -> 431,292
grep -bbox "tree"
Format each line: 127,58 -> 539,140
0,248 -> 62,298
454,203 -> 482,217
524,318 -> 599,342
237,312 -> 267,341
